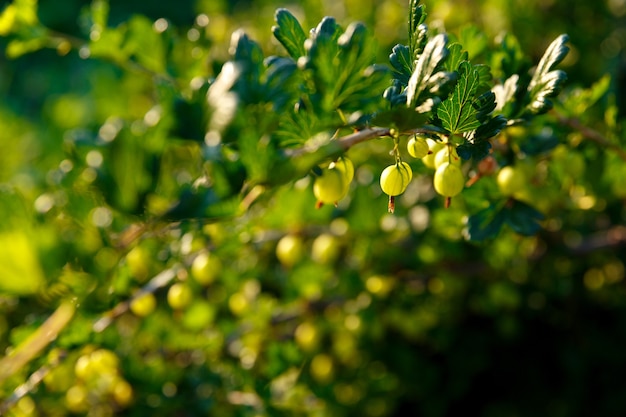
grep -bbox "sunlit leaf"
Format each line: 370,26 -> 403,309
272,8 -> 307,59
406,33 -> 448,108
437,61 -> 481,134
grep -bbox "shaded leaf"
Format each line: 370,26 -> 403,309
371,107 -> 430,132
518,130 -> 559,155
506,200 -> 544,235
472,114 -> 507,142
457,139 -> 492,161
465,203 -> 507,241
162,185 -> 242,221
389,44 -> 413,86
473,91 -> 497,122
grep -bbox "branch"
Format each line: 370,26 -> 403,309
553,111 -> 626,161
567,225 -> 626,255
287,125 -> 444,158
92,264 -> 183,332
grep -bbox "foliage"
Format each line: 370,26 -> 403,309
1,0 -> 626,416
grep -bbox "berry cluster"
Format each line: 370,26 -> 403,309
310,133 -> 470,212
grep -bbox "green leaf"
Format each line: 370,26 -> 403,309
472,114 -> 507,142
123,15 -> 167,73
465,203 -> 507,241
443,43 -> 468,72
272,8 -> 307,59
162,185 -> 242,221
389,44 -> 412,86
264,56 -> 300,111
408,0 -> 428,60
406,33 -> 448,108
526,34 -> 569,114
490,33 -> 526,79
457,139 -> 492,161
90,0 -> 109,29
230,30 -> 266,102
437,61 -> 481,134
371,106 -> 430,132
474,64 -> 493,93
518,130 -> 559,155
6,37 -> 46,57
88,27 -> 126,62
473,91 -> 497,123
492,74 -> 519,113
300,18 -> 388,115
458,25 -> 488,59
505,200 -> 544,235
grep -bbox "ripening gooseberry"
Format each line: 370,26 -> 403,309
190,252 -> 221,285
311,233 -> 341,264
129,292 -> 156,317
167,283 -> 193,310
65,385 -> 89,413
329,157 -> 355,183
276,234 -> 304,267
497,165 -> 526,196
422,139 -> 445,169
407,135 -> 429,159
313,167 -> 349,204
112,378 -> 133,407
434,145 -> 461,168
380,162 -> 413,196
295,321 -> 319,350
433,162 -> 465,197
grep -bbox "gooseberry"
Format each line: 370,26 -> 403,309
313,167 -> 349,205
380,161 -> 413,196
276,234 -> 304,267
190,252 -> 221,285
129,292 -> 156,317
433,162 -> 465,197
407,135 -> 429,159
434,145 -> 461,168
422,139 -> 445,169
167,283 -> 193,310
497,165 -> 526,196
329,157 -> 355,183
311,233 -> 341,264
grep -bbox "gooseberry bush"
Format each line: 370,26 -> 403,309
2,0 -> 626,416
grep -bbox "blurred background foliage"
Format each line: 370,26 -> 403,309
1,0 -> 626,416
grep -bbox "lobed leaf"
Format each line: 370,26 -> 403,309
272,8 -> 307,59
456,139 -> 492,161
526,34 -> 569,114
406,33 -> 448,108
389,44 -> 413,86
472,114 -> 507,142
408,0 -> 428,60
437,61 -> 481,134
444,43 -> 468,72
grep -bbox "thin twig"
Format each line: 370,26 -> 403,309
553,111 -> 626,161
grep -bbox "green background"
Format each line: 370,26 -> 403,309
1,1 -> 626,416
